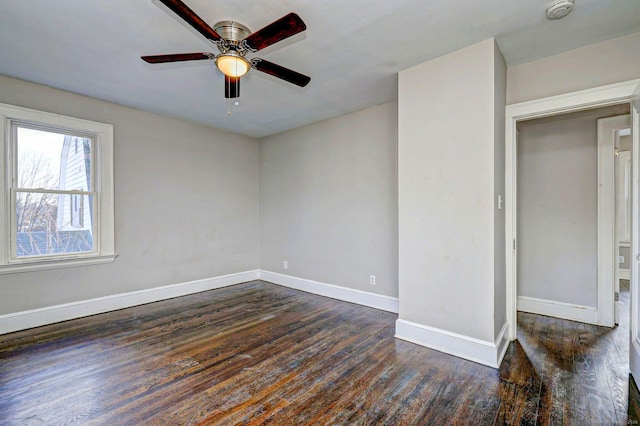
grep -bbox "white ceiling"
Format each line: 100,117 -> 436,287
1,0 -> 639,138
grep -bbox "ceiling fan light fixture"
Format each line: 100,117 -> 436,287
216,51 -> 250,78
142,1 -> 311,99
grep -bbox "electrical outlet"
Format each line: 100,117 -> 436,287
370,275 -> 376,286
619,256 -> 625,264
283,260 -> 288,270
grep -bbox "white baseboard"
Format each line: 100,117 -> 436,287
259,270 -> 399,313
395,319 -> 509,368
517,296 -> 598,325
620,269 -> 631,280
2,269 -> 512,369
0,270 -> 260,335
0,269 -> 398,335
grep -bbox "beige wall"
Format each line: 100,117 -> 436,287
517,113 -> 600,307
398,39 -> 506,342
0,75 -> 259,315
259,102 -> 398,298
507,32 -> 640,104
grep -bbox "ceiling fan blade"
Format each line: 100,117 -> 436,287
242,13 -> 306,52
141,52 -> 214,63
225,76 -> 240,98
251,58 -> 310,87
157,0 -> 222,42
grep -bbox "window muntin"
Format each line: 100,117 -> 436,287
70,193 -> 85,228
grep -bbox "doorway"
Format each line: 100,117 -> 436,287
514,106 -> 629,326
505,78 -> 640,378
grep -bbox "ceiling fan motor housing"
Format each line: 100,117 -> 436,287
214,21 -> 251,50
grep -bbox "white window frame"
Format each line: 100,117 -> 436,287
0,102 -> 116,274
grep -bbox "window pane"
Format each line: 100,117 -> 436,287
17,127 -> 92,191
15,191 -> 94,257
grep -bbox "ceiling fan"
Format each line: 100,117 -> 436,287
142,0 -> 311,99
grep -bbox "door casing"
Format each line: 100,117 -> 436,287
505,79 -> 640,341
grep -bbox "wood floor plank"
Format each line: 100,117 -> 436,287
0,280 -> 638,425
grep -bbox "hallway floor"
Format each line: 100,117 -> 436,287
513,280 -> 639,424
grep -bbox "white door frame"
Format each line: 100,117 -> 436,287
599,115 -> 631,326
612,128 -> 632,324
629,88 -> 640,379
505,79 -> 640,341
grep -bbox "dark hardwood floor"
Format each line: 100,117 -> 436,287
0,280 -> 638,425
513,280 -> 633,425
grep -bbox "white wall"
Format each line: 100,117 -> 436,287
259,102 -> 398,298
0,75 -> 259,315
517,113 -> 599,307
398,39 -> 506,343
507,32 -> 640,104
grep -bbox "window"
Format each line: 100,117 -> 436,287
0,102 -> 115,273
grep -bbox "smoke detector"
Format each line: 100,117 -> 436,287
546,0 -> 575,19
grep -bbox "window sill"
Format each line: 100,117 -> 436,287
0,254 -> 117,275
